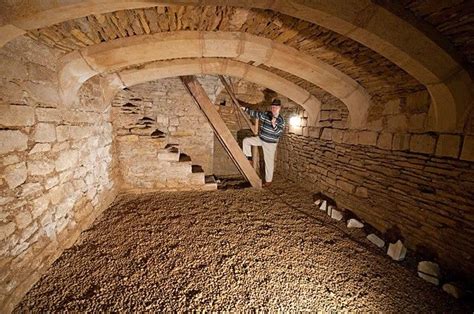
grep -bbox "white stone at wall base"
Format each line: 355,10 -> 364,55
319,200 -> 327,211
387,240 -> 407,261
417,261 -> 441,285
347,218 -> 364,228
367,233 -> 385,248
442,283 -> 464,299
331,208 -> 343,221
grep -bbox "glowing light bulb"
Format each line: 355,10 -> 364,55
289,116 -> 301,127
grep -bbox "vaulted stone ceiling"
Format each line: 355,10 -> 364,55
27,6 -> 424,108
1,1 -> 472,132
396,0 -> 474,67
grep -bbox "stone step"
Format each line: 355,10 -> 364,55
157,150 -> 180,161
165,143 -> 179,149
192,165 -> 204,173
150,129 -> 166,138
188,171 -> 205,185
157,143 -> 181,162
205,175 -> 217,184
165,143 -> 179,152
387,240 -> 407,261
201,182 -> 218,191
179,153 -> 192,163
201,175 -> 218,190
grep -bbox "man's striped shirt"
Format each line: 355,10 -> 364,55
245,108 -> 285,143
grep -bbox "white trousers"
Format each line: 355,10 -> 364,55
243,136 -> 278,182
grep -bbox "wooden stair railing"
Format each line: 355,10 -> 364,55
180,75 -> 262,189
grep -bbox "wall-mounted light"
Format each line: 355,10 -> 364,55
289,116 -> 301,127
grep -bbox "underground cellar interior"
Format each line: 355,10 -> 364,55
1,1 -> 474,312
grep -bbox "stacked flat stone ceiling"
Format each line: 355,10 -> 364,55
399,0 -> 474,67
27,6 -> 426,108
257,64 -> 348,113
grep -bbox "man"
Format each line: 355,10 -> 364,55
242,99 -> 285,187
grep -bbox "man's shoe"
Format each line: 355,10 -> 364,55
246,156 -> 253,162
263,182 -> 272,187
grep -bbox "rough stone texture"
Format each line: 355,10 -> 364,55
460,136 -> 474,161
377,133 -> 393,150
392,133 -> 411,151
435,134 -> 461,158
27,160 -> 55,176
55,150 -> 79,172
358,131 -> 378,146
111,76 -> 220,190
0,37 -> 117,312
34,123 -> 56,143
4,162 -> 27,189
0,104 -> 35,127
0,131 -> 28,155
410,134 -> 437,154
277,130 -> 474,279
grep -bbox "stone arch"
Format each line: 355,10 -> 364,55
0,0 -> 471,132
101,58 -> 321,125
59,31 -> 371,129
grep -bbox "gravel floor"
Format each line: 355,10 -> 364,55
16,180 -> 473,312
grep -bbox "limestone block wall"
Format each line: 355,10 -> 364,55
0,37 -> 117,311
277,98 -> 474,279
111,76 -> 221,189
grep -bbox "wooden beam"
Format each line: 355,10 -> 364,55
218,75 -> 257,135
180,75 -> 262,189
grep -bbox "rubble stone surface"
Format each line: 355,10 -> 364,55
15,182 -> 471,312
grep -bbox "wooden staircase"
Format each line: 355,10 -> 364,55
180,76 -> 262,189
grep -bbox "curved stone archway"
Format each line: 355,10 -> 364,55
101,58 -> 322,125
0,0 -> 471,131
60,31 -> 371,128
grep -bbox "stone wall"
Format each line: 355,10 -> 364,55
277,103 -> 474,278
111,77 -> 221,189
0,36 -> 117,312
